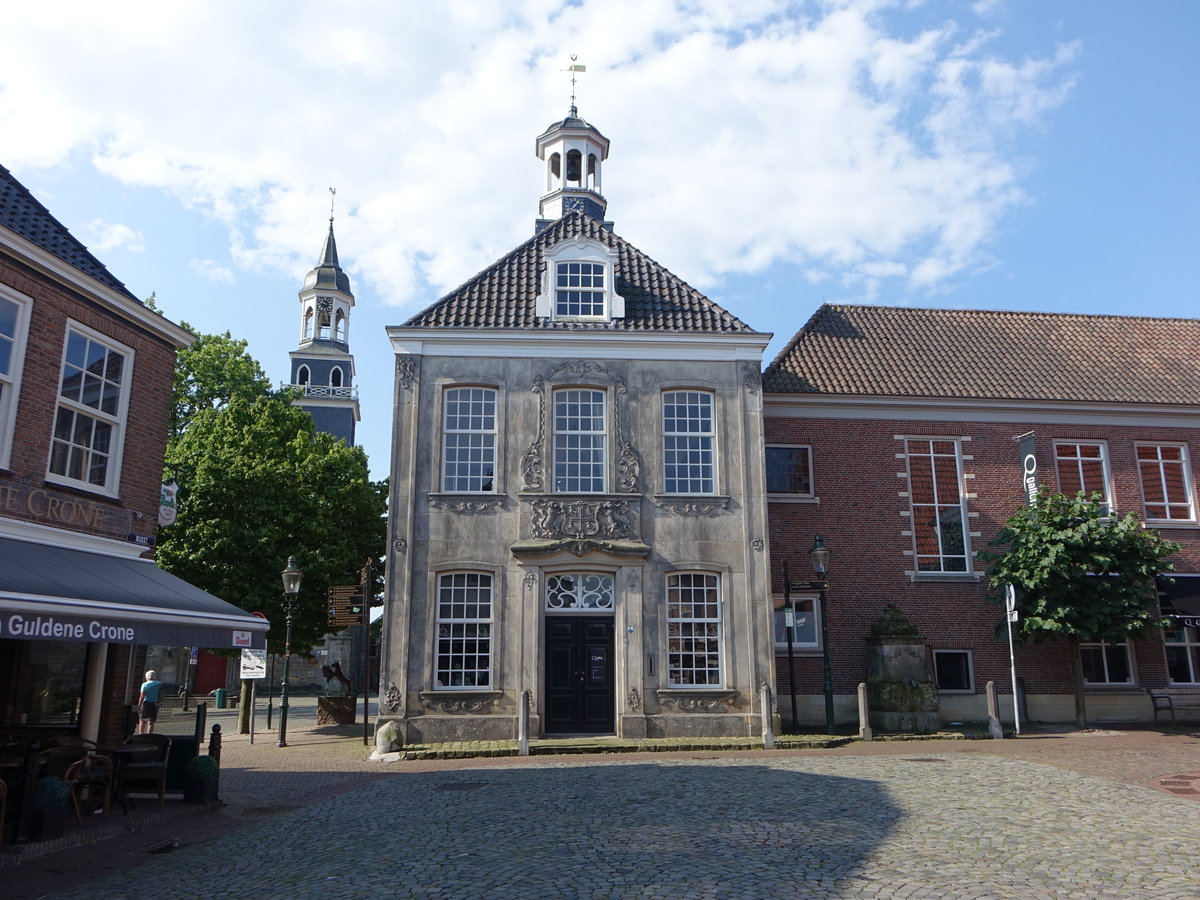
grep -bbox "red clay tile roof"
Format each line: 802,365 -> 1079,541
402,212 -> 756,334
763,304 -> 1200,404
0,164 -> 139,301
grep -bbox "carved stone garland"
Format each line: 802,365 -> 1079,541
396,357 -> 417,391
383,682 -> 401,711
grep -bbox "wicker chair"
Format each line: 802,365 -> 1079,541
65,753 -> 112,824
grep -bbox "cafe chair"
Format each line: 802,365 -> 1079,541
120,735 -> 171,805
65,753 -> 112,825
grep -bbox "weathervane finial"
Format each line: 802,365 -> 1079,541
329,186 -> 336,224
565,54 -> 586,117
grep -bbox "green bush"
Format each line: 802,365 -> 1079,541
185,754 -> 219,780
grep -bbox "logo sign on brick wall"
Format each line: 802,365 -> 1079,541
1017,431 -> 1038,505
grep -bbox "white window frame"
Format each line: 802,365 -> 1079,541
772,593 -> 820,650
46,321 -> 132,497
1164,623 -> 1200,685
902,437 -> 972,574
544,572 -> 615,612
1135,442 -> 1196,523
1080,640 -> 1134,686
0,286 -> 32,471
1053,440 -> 1112,510
662,390 -> 716,495
666,571 -> 723,688
932,649 -> 975,693
441,386 -> 498,494
553,387 -> 607,494
433,571 -> 493,690
535,237 -> 624,321
765,444 -> 814,498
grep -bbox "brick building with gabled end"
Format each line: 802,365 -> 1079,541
762,303 -> 1200,728
0,163 -> 268,759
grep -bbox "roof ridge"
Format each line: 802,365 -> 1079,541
821,302 -> 1200,326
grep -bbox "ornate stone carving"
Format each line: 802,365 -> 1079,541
626,569 -> 639,588
627,686 -> 642,712
752,538 -> 764,552
530,498 -> 634,541
392,538 -> 408,554
428,496 -> 503,513
521,376 -> 547,491
523,569 -> 537,587
651,497 -> 728,516
613,381 -> 642,493
743,363 -> 761,395
383,682 -> 401,712
419,692 -> 500,714
396,357 -> 417,390
658,689 -> 737,713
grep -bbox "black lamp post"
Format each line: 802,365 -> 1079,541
781,559 -> 799,731
277,555 -> 303,748
809,535 -> 833,734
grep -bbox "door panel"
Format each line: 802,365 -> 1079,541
545,616 -> 614,734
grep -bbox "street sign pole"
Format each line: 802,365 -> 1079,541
1006,584 -> 1021,736
362,557 -> 372,747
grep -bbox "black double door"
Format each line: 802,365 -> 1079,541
545,616 -> 614,734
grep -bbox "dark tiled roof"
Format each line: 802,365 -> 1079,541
402,213 -> 756,334
0,164 -> 139,301
763,304 -> 1200,405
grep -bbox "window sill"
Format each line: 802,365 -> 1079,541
1146,521 -> 1200,530
43,473 -> 120,500
767,495 -> 820,504
773,647 -> 821,656
909,573 -> 982,583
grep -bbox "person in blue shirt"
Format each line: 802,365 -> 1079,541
138,670 -> 164,734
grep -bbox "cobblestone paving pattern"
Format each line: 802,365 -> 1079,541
43,753 -> 1200,900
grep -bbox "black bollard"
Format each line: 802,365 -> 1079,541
208,723 -> 222,763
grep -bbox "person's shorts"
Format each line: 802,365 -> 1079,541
140,700 -> 159,722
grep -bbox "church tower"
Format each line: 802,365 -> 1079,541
289,210 -> 359,444
534,102 -> 611,231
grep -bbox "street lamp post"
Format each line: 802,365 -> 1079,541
277,555 -> 303,748
808,535 -> 833,734
781,559 -> 799,731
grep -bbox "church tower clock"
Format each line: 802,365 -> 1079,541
289,207 -> 359,444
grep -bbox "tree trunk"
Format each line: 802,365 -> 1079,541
237,680 -> 252,733
1070,646 -> 1088,729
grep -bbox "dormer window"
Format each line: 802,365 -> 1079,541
556,262 -> 605,318
536,236 -> 624,322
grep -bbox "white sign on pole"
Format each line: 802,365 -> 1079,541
1005,584 -> 1021,736
240,648 -> 267,680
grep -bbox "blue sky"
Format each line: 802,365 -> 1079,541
1,1 -> 1196,478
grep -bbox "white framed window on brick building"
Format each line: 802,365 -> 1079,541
1164,624 -> 1200,685
1136,443 -> 1195,523
535,238 -> 625,322
441,387 -> 497,493
772,594 -> 819,650
765,445 -> 813,498
662,390 -> 715,495
1054,441 -> 1111,509
434,572 -> 493,689
1080,641 -> 1133,685
903,438 -> 971,573
933,650 -> 974,692
47,323 -> 132,495
0,287 -> 32,470
554,388 -> 606,493
666,572 -> 723,687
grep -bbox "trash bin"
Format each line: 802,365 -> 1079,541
214,688 -> 227,709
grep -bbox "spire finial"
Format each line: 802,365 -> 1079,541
329,186 -> 336,225
565,54 -> 586,117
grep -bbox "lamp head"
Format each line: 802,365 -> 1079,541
809,534 -> 830,578
281,555 -> 303,596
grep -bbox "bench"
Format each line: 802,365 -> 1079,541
1146,689 -> 1200,726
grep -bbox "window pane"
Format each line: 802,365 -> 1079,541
667,573 -> 722,686
934,651 -> 972,690
435,573 -> 493,689
766,447 -> 811,494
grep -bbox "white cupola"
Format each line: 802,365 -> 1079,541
535,104 -> 611,225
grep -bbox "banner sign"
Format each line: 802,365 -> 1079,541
159,479 -> 179,527
0,610 -> 267,648
241,648 -> 267,679
1018,432 -> 1038,505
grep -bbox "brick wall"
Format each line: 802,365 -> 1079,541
765,413 -> 1200,702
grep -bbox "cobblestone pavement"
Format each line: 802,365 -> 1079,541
9,711 -> 1200,899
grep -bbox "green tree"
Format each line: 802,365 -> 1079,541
170,329 -> 272,443
158,393 -> 387,656
981,491 -> 1179,726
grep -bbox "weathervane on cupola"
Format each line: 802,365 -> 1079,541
287,186 -> 360,445
534,55 -> 613,232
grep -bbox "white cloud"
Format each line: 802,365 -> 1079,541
79,219 -> 144,253
0,0 -> 1078,308
188,259 -> 235,284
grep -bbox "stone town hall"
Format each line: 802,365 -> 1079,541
377,106 -> 776,741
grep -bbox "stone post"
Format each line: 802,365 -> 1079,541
518,689 -> 530,756
986,680 -> 1004,739
857,682 -> 873,742
760,683 -> 775,750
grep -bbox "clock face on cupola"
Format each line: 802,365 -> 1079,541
316,297 -> 334,315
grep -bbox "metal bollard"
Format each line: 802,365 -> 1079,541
209,723 -> 222,762
760,682 -> 775,749
518,689 -> 530,756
